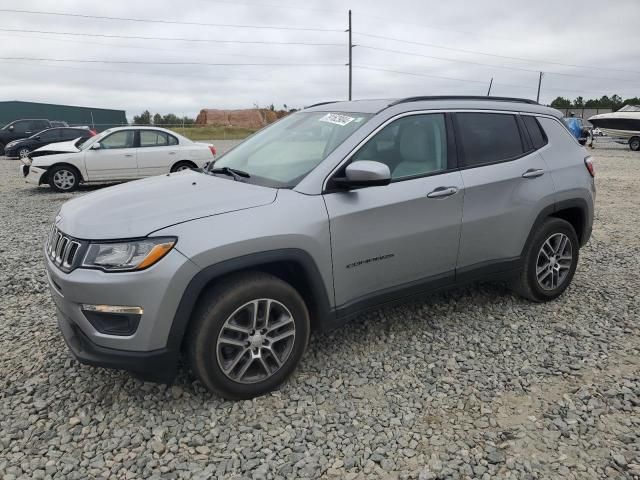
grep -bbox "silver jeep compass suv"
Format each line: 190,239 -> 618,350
46,96 -> 595,399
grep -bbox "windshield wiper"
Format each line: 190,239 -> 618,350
209,166 -> 251,181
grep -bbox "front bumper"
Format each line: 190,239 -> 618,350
56,308 -> 177,382
45,245 -> 199,382
24,165 -> 46,184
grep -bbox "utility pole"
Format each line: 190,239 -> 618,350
487,77 -> 493,96
536,72 -> 544,103
348,9 -> 352,101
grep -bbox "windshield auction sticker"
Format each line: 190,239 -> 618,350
319,113 -> 355,126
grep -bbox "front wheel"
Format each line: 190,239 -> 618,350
514,218 -> 579,302
629,136 -> 640,151
187,272 -> 310,399
18,147 -> 30,159
48,165 -> 80,192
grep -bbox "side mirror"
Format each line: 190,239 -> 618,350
8,125 -> 14,131
90,142 -> 101,150
35,136 -> 41,140
333,160 -> 391,189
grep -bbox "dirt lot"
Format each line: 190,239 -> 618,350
0,145 -> 638,480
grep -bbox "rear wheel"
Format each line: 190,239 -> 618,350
187,272 -> 310,399
170,160 -> 197,172
48,165 -> 80,192
0,143 -> 5,156
514,218 -> 579,302
629,136 -> 640,151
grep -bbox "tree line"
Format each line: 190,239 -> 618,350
549,95 -> 640,110
132,110 -> 196,126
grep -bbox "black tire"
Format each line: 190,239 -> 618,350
187,272 -> 310,399
514,218 -> 579,302
170,160 -> 197,172
629,136 -> 640,152
48,164 -> 80,192
0,143 -> 5,156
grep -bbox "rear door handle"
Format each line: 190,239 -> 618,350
168,151 -> 176,155
124,154 -> 134,157
522,168 -> 545,178
427,186 -> 458,198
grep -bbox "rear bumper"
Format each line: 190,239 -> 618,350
57,307 -> 178,382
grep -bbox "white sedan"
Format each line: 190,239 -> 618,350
20,126 -> 216,192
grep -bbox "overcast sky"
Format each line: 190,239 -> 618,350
0,0 -> 638,120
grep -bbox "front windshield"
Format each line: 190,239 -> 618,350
80,129 -> 111,150
211,111 -> 372,188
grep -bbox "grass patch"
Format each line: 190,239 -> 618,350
170,126 -> 258,140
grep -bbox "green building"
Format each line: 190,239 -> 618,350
0,101 -> 127,132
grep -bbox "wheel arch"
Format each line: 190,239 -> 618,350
40,162 -> 84,185
171,159 -> 198,171
522,198 -> 591,256
168,249 -> 334,354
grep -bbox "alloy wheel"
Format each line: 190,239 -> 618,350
52,170 -> 76,191
536,233 -> 573,290
216,299 -> 296,384
18,148 -> 30,159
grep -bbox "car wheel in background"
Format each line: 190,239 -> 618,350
48,165 -> 80,192
187,272 -> 310,400
629,137 -> 640,151
514,217 -> 579,302
170,161 -> 197,172
18,147 -> 30,159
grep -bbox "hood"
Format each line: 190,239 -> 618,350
56,171 -> 277,239
33,138 -> 81,154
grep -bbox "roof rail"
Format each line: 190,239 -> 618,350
305,100 -> 339,109
389,96 -> 539,106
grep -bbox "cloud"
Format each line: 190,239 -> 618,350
0,0 -> 638,119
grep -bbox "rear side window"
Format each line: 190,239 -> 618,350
522,116 -> 548,149
456,113 -> 524,167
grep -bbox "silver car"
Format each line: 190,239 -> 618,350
46,96 -> 595,399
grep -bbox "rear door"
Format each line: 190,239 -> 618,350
136,130 -> 180,176
83,130 -> 138,181
454,111 -> 556,275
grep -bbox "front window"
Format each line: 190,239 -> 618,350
211,111 -> 372,187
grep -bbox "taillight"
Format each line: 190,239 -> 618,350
208,145 -> 216,157
584,156 -> 595,177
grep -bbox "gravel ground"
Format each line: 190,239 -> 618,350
0,145 -> 638,480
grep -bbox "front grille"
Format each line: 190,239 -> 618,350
47,227 -> 82,272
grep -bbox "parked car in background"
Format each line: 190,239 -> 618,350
4,127 -> 96,159
0,119 -> 52,155
49,120 -> 70,128
45,96 -> 595,399
21,126 -> 216,192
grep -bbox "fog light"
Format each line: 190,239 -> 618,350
81,304 -> 143,315
81,305 -> 143,336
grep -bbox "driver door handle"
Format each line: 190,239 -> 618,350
522,168 -> 545,178
427,186 -> 458,198
124,154 -> 134,157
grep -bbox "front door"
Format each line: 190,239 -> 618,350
84,130 -> 138,181
324,113 -> 464,311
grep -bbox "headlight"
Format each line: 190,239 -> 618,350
82,237 -> 176,272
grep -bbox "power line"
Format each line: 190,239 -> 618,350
357,45 -> 640,85
355,65 -> 489,85
0,57 -> 344,67
356,31 -> 640,76
0,59 -> 344,86
0,27 -> 343,46
0,8 -> 343,32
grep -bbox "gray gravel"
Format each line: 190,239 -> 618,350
1,145 -> 639,480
